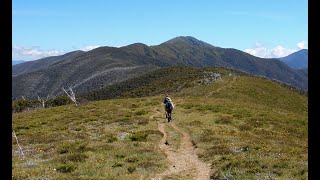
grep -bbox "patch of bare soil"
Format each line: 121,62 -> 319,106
150,107 -> 213,180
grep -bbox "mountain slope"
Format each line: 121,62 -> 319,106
12,70 -> 308,179
12,60 -> 26,65
12,47 -> 161,99
153,37 -> 307,89
81,67 -> 306,101
12,36 -> 308,99
280,49 -> 308,69
12,51 -> 85,76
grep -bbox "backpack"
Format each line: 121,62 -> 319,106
165,101 -> 173,110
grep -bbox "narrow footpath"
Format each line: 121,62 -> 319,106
150,107 -> 212,179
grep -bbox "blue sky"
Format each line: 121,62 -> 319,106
12,0 -> 308,61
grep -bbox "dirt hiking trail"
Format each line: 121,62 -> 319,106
150,107 -> 213,180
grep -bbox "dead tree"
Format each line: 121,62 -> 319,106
12,130 -> 25,159
62,86 -> 78,106
37,94 -> 49,108
21,95 -> 30,111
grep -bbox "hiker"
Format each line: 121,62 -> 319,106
163,94 -> 174,122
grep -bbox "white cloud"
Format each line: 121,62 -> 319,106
80,45 -> 100,51
270,46 -> 296,58
244,41 -> 308,58
244,42 -> 269,57
12,45 -> 64,61
297,41 -> 307,49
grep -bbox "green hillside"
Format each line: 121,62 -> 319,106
81,67 -> 305,101
12,70 -> 307,179
81,67 -> 220,100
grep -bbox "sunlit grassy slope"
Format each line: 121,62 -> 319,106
12,68 -> 307,179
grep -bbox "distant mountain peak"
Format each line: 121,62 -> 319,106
280,49 -> 308,69
162,36 -> 214,48
166,36 -> 199,42
298,49 -> 308,53
122,42 -> 149,49
286,49 -> 308,57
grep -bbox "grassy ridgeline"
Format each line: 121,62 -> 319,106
175,75 -> 307,179
12,97 -> 167,179
81,67 -> 306,101
12,72 -> 307,179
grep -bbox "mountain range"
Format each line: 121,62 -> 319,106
279,49 -> 308,69
12,60 -> 26,65
12,36 -> 308,99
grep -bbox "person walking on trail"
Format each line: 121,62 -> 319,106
163,94 -> 174,122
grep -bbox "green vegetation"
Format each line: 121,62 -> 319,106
12,68 -> 307,179
82,67 -> 247,101
82,67 -> 306,101
12,99 -> 40,112
12,97 -> 167,179
174,75 -> 308,179
12,96 -> 73,113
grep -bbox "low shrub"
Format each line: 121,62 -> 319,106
134,110 -> 148,116
56,141 -> 87,154
57,143 -> 72,154
125,156 -> 139,163
56,163 -> 76,173
111,162 -> 123,168
127,166 -> 136,173
106,134 -> 118,143
64,153 -> 88,162
216,115 -> 233,124
129,132 -> 148,141
12,99 -> 40,112
47,96 -> 72,107
238,124 -> 252,131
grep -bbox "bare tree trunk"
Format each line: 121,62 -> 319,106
62,86 -> 78,106
12,130 -> 25,159
37,95 -> 49,108
21,96 -> 30,111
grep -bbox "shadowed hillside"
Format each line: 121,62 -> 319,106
12,51 -> 85,76
280,49 -> 308,69
12,36 -> 308,100
81,67 -> 306,101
